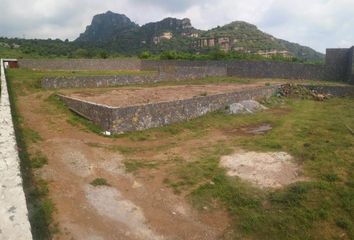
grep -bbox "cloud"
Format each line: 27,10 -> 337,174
129,0 -> 211,13
0,0 -> 353,52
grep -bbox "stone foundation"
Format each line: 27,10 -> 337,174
59,85 -> 280,133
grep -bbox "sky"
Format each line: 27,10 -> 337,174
0,0 -> 353,53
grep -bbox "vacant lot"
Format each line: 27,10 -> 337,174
6,68 -> 354,240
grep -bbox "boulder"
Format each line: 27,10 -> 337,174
226,100 -> 267,115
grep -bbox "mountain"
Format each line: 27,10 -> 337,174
77,11 -> 139,42
76,11 -> 324,61
139,17 -> 199,45
198,21 -> 324,61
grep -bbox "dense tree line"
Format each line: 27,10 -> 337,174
0,37 -> 321,64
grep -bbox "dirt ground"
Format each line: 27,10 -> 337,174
220,150 -> 303,188
65,83 -> 269,107
20,91 -> 233,240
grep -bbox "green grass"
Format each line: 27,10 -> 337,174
30,151 -> 48,168
90,178 -> 110,187
163,98 -> 354,239
124,159 -> 160,173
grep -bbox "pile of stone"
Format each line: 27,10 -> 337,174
278,84 -> 330,101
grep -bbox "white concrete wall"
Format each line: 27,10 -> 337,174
0,59 -> 32,240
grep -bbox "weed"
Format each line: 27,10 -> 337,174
90,178 -> 110,187
30,151 -> 48,168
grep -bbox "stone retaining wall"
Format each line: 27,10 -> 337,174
0,59 -> 33,240
18,59 -> 141,71
59,85 -> 280,133
304,85 -> 354,97
42,74 -> 160,89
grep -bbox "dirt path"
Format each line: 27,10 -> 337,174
19,92 -> 231,240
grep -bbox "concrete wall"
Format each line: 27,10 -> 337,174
18,59 -> 141,71
0,59 -> 33,240
42,74 -> 160,89
59,85 -> 279,133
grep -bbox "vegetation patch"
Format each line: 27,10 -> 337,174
163,98 -> 354,239
124,159 -> 160,173
30,151 -> 48,169
90,178 -> 110,187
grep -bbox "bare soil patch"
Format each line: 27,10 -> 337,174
220,150 -> 304,188
18,92 -> 231,240
65,83 -> 267,107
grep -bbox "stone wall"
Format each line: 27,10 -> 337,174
18,59 -> 141,71
158,65 -> 227,80
143,59 -> 328,81
349,47 -> 354,84
227,61 -> 325,80
324,48 -> 351,81
304,85 -> 354,97
0,59 -> 33,240
42,74 -> 160,89
59,85 -> 280,133
21,47 -> 354,84
141,48 -> 354,83
141,59 -> 228,71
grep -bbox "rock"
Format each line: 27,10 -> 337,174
102,131 -> 112,136
239,100 -> 267,113
132,181 -> 142,189
226,100 -> 267,115
227,103 -> 246,114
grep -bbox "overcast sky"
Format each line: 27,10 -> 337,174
0,0 -> 353,53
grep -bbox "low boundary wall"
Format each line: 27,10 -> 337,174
304,85 -> 354,97
226,61 -> 326,80
18,59 -> 141,71
59,85 -> 280,133
0,59 -> 33,240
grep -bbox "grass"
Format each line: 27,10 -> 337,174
162,97 -> 354,239
45,94 -> 103,134
124,159 -> 160,173
90,178 -> 110,187
30,151 -> 48,168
